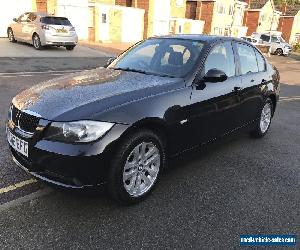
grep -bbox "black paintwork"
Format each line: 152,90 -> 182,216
7,35 -> 280,188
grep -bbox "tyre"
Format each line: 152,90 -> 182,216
66,45 -> 76,51
32,34 -> 43,50
250,98 -> 273,138
276,48 -> 283,56
108,129 -> 166,205
8,28 -> 16,43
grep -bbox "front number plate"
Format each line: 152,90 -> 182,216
7,128 -> 28,157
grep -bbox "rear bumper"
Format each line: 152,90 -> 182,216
40,33 -> 78,46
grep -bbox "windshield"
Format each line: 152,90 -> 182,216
109,38 -> 205,78
41,17 -> 72,26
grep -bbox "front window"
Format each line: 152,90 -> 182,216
205,42 -> 235,77
109,38 -> 205,78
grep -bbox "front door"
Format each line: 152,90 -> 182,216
187,41 -> 242,146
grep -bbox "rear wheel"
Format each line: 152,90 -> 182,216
8,28 -> 16,43
250,98 -> 273,138
108,129 -> 166,205
276,48 -> 283,56
66,45 -> 76,51
32,34 -> 42,50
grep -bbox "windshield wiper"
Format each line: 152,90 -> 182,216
112,67 -> 176,78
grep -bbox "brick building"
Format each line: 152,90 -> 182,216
185,0 -> 248,37
277,3 -> 300,43
242,0 -> 281,36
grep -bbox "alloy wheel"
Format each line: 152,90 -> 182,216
123,142 -> 160,197
260,102 -> 272,133
33,35 -> 41,49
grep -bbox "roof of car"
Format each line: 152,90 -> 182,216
151,34 -> 244,43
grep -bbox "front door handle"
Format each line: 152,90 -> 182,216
261,79 -> 267,84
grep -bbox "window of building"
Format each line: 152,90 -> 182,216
217,3 -> 226,14
102,13 -> 107,24
205,42 -> 236,77
237,43 -> 259,75
176,0 -> 184,7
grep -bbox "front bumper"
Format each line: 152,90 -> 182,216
283,47 -> 292,55
7,121 -> 129,188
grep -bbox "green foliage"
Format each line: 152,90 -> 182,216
293,42 -> 300,52
273,0 -> 300,5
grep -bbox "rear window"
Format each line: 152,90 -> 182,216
41,17 -> 71,25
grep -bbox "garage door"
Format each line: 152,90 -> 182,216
0,0 -> 33,37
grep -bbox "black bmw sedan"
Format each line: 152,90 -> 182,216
6,35 -> 280,204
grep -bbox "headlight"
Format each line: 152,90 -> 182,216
44,120 -> 114,143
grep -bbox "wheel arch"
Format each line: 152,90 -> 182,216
268,93 -> 277,115
120,118 -> 169,152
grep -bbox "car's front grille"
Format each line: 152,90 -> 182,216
10,105 -> 40,134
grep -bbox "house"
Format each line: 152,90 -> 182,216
41,0 -> 145,43
277,3 -> 300,44
243,0 -> 281,36
0,0 -> 37,37
185,0 -> 248,37
116,0 -> 205,38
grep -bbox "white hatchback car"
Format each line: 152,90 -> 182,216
7,12 -> 78,50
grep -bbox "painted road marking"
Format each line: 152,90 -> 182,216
0,179 -> 37,195
279,96 -> 300,102
0,187 -> 53,212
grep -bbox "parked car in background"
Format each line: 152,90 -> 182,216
6,35 -> 280,204
241,36 -> 259,45
251,32 -> 292,56
7,12 -> 78,50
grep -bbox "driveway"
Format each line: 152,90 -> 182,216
0,38 -> 112,57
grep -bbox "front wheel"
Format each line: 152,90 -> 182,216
66,45 -> 76,50
108,129 -> 166,205
32,34 -> 43,50
250,98 -> 273,138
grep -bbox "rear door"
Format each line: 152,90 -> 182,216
234,42 -> 267,125
187,41 -> 242,146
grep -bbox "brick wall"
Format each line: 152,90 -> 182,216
36,0 -> 47,12
185,1 -> 197,19
244,11 -> 260,36
115,0 -> 132,6
199,1 -> 215,34
278,17 -> 294,42
135,0 -> 150,38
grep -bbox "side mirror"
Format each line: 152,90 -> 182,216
13,18 -> 17,22
203,69 -> 228,83
105,57 -> 116,67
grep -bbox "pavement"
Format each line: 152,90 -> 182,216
0,39 -> 299,249
0,38 -> 112,57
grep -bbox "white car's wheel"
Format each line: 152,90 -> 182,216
8,29 -> 16,43
32,34 -> 43,50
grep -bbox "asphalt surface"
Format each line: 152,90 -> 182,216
0,55 -> 299,249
